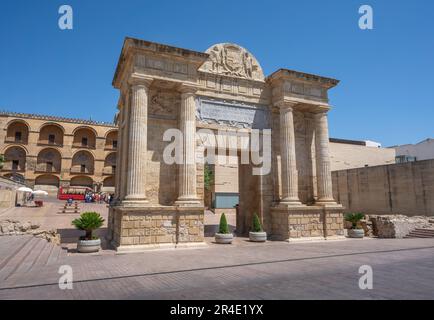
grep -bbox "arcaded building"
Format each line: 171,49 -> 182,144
0,111 -> 117,195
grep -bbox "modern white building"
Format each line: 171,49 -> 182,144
392,138 -> 434,163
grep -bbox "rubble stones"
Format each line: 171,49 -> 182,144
369,215 -> 433,238
0,219 -> 60,245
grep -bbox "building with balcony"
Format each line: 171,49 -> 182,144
0,111 -> 117,195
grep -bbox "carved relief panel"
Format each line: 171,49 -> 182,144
148,89 -> 180,120
199,43 -> 265,81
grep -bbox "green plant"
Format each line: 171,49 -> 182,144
345,212 -> 365,229
204,163 -> 214,191
72,212 -> 105,240
252,213 -> 263,232
218,213 -> 230,234
0,154 -> 4,169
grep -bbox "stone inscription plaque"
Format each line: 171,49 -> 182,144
196,98 -> 270,129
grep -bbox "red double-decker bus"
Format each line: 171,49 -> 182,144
58,186 -> 92,200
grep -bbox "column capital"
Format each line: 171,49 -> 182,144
128,76 -> 153,88
179,83 -> 198,95
275,100 -> 298,111
314,110 -> 328,118
314,109 -> 329,117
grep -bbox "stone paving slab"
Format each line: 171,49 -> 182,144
0,238 -> 433,299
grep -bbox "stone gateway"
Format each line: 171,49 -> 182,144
107,37 -> 344,252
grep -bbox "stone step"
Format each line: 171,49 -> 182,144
405,235 -> 434,239
405,232 -> 434,238
0,236 -> 32,269
405,228 -> 434,238
14,238 -> 48,274
0,237 -> 39,281
30,241 -> 56,271
412,228 -> 434,233
46,244 -> 66,265
406,232 -> 434,237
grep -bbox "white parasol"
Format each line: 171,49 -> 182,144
32,190 -> 49,196
17,187 -> 33,193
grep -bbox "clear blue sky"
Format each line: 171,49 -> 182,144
1,0 -> 433,146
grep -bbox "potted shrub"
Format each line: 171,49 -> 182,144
72,211 -> 105,253
249,213 -> 267,242
215,213 -> 233,244
345,213 -> 365,238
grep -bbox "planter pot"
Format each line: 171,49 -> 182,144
77,238 -> 101,253
348,229 -> 364,238
249,231 -> 267,242
215,233 -> 233,244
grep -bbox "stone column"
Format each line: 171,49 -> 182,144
176,85 -> 199,205
114,108 -> 123,201
279,103 -> 301,206
314,111 -> 335,204
123,81 -> 151,204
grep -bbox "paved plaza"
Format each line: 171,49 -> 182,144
0,200 -> 434,300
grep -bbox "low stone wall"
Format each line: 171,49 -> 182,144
109,205 -> 204,250
0,176 -> 25,209
332,159 -> 434,216
271,206 -> 344,240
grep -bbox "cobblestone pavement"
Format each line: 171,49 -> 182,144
1,201 -> 434,299
0,235 -> 433,299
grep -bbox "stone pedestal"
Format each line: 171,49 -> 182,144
271,205 -> 344,241
109,205 -> 205,252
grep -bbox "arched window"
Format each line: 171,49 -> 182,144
71,150 -> 94,174
70,176 -> 93,188
5,120 -> 29,144
39,123 -> 64,146
36,148 -> 62,173
104,152 -> 117,175
3,146 -> 26,171
73,127 -> 97,149
105,130 -> 118,150
34,174 -> 60,195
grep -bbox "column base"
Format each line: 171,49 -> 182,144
315,199 -> 341,207
121,198 -> 149,207
278,198 -> 304,207
114,241 -> 208,253
175,196 -> 201,206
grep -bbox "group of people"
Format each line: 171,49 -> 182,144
84,192 -> 114,204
